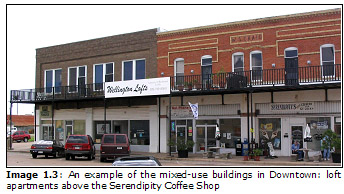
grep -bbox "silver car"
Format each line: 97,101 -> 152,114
112,156 -> 161,166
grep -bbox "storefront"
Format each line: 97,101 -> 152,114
256,101 -> 341,156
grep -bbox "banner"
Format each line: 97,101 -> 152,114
188,102 -> 198,119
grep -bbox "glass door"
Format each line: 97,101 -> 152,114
42,125 -> 54,140
206,126 -> 216,148
291,126 -> 303,149
196,126 -> 205,152
196,125 -> 217,152
176,126 -> 186,150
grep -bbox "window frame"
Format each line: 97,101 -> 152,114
320,44 -> 335,77
68,65 -> 87,93
284,47 -> 298,58
121,58 -> 146,81
174,58 -> 185,86
232,52 -> 244,72
250,50 -> 263,81
93,62 -> 114,91
44,68 -> 62,94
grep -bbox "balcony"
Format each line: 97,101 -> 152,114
10,64 -> 341,103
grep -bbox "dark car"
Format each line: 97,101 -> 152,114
11,131 -> 31,142
112,156 -> 161,166
100,134 -> 130,162
65,135 -> 96,160
30,140 -> 65,158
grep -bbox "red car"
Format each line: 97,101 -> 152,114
11,131 -> 31,142
65,135 -> 96,160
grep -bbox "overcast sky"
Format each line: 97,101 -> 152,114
5,4 -> 341,115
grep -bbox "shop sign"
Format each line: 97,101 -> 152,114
171,106 -> 193,118
105,77 -> 170,98
270,102 -> 314,112
40,105 -> 51,118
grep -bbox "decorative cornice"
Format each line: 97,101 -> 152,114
157,8 -> 341,38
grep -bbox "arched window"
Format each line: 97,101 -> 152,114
201,55 -> 212,86
250,50 -> 263,80
320,44 -> 335,77
232,52 -> 244,72
174,58 -> 184,86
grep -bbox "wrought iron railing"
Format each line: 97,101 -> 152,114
10,64 -> 341,102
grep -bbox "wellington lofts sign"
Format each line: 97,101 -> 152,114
105,77 -> 170,98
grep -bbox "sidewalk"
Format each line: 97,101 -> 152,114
7,142 -> 341,167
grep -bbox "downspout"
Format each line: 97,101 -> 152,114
158,97 -> 161,153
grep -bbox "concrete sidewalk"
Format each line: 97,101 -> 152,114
7,141 -> 341,166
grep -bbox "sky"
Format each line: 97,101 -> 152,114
4,3 -> 342,115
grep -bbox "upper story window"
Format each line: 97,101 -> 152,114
68,66 -> 87,92
250,51 -> 263,80
122,59 -> 146,81
201,55 -> 212,81
93,62 -> 114,91
174,58 -> 184,86
232,52 -> 244,73
45,69 -> 61,94
320,44 -> 335,77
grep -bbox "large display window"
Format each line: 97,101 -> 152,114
130,120 -> 150,145
306,117 -> 331,151
219,119 -> 241,148
259,118 -> 281,150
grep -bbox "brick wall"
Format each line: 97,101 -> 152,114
157,9 -> 341,78
36,29 -> 157,88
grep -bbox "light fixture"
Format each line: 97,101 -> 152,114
161,72 -> 164,76
307,60 -> 311,65
272,63 -> 275,68
191,70 -> 194,74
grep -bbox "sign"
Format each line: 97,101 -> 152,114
105,77 -> 170,98
40,105 -> 51,118
270,102 -> 314,112
230,33 -> 263,45
171,106 -> 193,118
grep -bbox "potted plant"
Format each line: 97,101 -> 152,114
168,139 -> 195,158
185,82 -> 193,91
322,129 -> 341,163
253,148 -> 263,161
193,79 -> 202,90
243,150 -> 249,161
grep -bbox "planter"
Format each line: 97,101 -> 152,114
178,150 -> 188,158
177,85 -> 184,91
243,155 -> 249,161
332,153 -> 341,163
195,84 -> 202,90
254,156 -> 260,161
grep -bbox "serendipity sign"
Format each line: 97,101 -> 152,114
105,77 -> 170,98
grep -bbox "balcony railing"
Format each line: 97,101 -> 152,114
10,64 -> 341,102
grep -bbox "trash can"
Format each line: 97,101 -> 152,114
242,139 -> 249,156
235,138 -> 242,156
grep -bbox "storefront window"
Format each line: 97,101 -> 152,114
130,120 -> 149,145
334,117 -> 341,137
259,118 -> 281,150
306,117 -> 331,151
73,120 -> 85,135
94,121 -> 111,143
55,120 -> 64,142
219,119 -> 241,148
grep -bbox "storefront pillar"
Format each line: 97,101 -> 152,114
34,104 -> 36,142
169,95 -> 172,156
158,97 -> 161,153
104,98 -> 107,129
246,92 -> 250,143
51,101 -> 54,140
9,102 -> 13,150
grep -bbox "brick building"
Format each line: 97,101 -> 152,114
157,8 -> 341,156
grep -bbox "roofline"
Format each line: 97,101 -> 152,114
157,8 -> 341,37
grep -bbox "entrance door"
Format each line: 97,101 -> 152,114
285,48 -> 299,86
176,126 -> 186,150
42,125 -> 54,140
291,126 -> 303,153
196,125 -> 216,152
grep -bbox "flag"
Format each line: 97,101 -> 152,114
188,102 -> 198,119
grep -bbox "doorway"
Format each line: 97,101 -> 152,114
291,125 -> 304,150
196,125 -> 216,152
42,125 -> 54,140
284,48 -> 299,86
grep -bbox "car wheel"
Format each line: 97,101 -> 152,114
87,154 -> 92,160
53,152 -> 57,158
24,138 -> 28,142
32,154 -> 37,158
65,154 -> 70,160
71,155 -> 75,160
100,157 -> 105,162
45,155 -> 48,158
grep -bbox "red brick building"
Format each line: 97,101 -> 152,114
157,9 -> 341,156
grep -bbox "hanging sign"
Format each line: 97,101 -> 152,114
105,77 -> 170,98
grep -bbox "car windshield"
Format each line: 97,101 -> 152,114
67,136 -> 88,143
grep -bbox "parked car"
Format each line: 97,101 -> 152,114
112,156 -> 161,166
100,134 -> 130,162
30,140 -> 65,158
11,131 -> 31,142
64,135 -> 95,160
